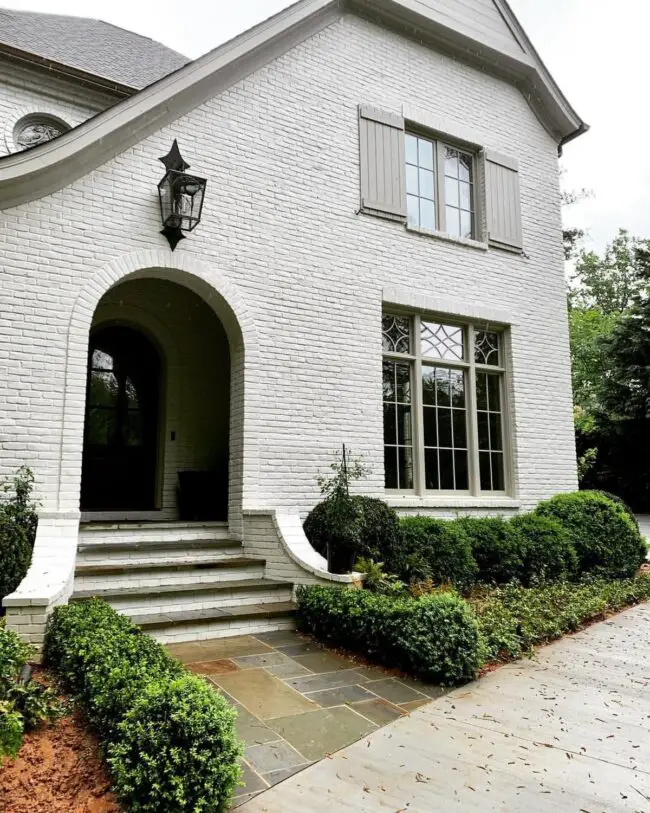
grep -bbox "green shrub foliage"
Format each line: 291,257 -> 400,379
394,517 -> 477,588
45,600 -> 242,812
456,517 -> 518,585
108,676 -> 241,813
304,496 -> 400,564
296,585 -> 484,683
536,491 -> 646,578
503,514 -> 577,586
472,575 -> 650,661
0,467 -> 38,601
0,623 -> 61,764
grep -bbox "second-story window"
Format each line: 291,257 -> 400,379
405,133 -> 474,240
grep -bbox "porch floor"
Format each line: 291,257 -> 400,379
165,631 -> 451,808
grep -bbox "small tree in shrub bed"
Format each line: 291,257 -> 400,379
296,585 -> 484,684
536,491 -> 646,579
45,600 -> 242,813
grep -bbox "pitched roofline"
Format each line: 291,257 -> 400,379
0,42 -> 137,97
0,0 -> 586,210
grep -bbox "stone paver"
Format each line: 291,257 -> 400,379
165,629 -> 441,807
236,603 -> 650,812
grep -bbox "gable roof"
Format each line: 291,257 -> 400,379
0,0 -> 586,210
0,7 -> 189,89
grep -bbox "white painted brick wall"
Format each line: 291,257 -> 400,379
0,60 -> 120,155
0,13 -> 577,531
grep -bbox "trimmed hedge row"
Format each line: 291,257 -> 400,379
296,584 -> 483,683
297,574 -> 650,681
303,490 -> 647,587
44,600 -> 241,813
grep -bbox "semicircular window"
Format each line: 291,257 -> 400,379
14,116 -> 68,150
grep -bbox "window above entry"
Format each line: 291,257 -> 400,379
358,105 -> 523,252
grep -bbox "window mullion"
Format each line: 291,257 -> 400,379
467,324 -> 480,495
412,314 -> 426,496
435,141 -> 446,232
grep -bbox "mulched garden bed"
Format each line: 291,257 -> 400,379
0,673 -> 122,813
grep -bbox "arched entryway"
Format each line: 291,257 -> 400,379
81,325 -> 161,511
80,276 -> 232,521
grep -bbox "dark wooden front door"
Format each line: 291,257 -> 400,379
81,326 -> 160,511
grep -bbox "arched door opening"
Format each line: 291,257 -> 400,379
79,276 -> 231,520
81,326 -> 160,511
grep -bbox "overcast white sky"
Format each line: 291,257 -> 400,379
7,0 -> 649,252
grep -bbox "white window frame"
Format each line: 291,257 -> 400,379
383,312 -> 511,498
405,129 -> 478,241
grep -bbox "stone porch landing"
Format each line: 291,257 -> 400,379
165,630 -> 450,807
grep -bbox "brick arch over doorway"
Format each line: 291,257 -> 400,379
58,250 -> 261,536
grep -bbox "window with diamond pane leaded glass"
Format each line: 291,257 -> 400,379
474,331 -> 500,366
421,321 -> 465,361
383,360 -> 414,489
382,315 -> 411,354
381,312 -> 508,495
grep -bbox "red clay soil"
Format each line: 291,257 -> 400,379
0,708 -> 122,813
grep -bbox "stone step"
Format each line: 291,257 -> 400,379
73,557 -> 266,592
76,537 -> 243,566
133,601 -> 296,644
71,578 -> 293,613
79,521 -> 230,545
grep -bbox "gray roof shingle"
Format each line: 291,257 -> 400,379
0,7 -> 190,89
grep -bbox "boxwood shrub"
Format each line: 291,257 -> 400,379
393,517 -> 477,588
535,491 -> 646,579
45,600 -> 242,813
296,585 -> 484,684
455,516 -> 517,585
304,496 -> 401,565
504,514 -> 577,586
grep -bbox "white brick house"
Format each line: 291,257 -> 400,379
0,0 -> 585,647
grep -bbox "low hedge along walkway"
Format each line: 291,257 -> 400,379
296,574 -> 650,684
44,600 -> 242,813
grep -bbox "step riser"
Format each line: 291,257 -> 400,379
79,526 -> 230,545
74,564 -> 265,592
105,587 -> 293,615
147,617 -> 296,644
76,547 -> 243,567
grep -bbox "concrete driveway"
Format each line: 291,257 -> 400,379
238,603 -> 650,812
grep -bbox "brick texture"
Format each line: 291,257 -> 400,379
0,13 -> 576,530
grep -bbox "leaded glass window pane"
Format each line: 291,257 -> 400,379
383,360 -> 414,489
382,314 -> 411,354
421,321 -> 465,360
475,331 -> 500,366
476,371 -> 505,491
422,364 -> 469,490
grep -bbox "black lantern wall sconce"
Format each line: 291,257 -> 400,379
158,139 -> 207,250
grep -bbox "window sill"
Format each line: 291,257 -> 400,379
405,224 -> 488,251
386,495 -> 520,511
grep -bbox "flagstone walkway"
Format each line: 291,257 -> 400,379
235,603 -> 650,813
165,630 -> 450,807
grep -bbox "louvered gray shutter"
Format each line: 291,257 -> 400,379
358,105 -> 406,218
484,150 -> 522,250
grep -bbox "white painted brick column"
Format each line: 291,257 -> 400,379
3,512 -> 80,655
